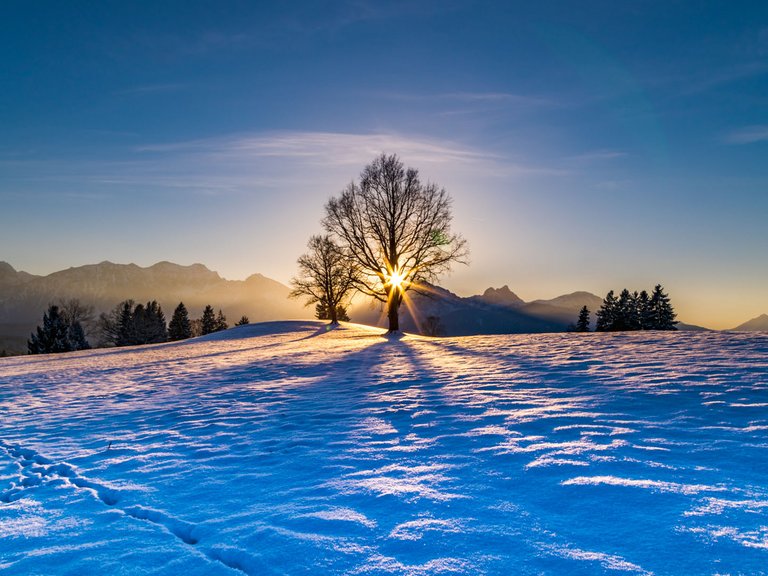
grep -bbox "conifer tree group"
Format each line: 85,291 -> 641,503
28,304 -> 91,354
99,300 -> 230,346
593,284 -> 677,332
99,300 -> 230,345
103,300 -> 169,346
29,296 -> 238,353
200,305 -> 228,335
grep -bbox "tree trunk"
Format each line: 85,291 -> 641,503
330,304 -> 338,325
387,292 -> 400,332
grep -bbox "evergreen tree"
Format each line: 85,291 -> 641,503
201,305 -> 217,335
315,301 -> 350,322
143,300 -> 168,343
648,284 -> 678,330
614,289 -> 641,331
234,315 -> 250,326
575,306 -> 590,332
168,302 -> 192,341
28,305 -> 67,353
131,303 -> 149,343
67,320 -> 90,351
116,300 -> 135,346
638,290 -> 652,330
628,291 -> 642,330
595,290 -> 617,332
154,301 -> 168,342
335,305 -> 350,322
215,310 -> 228,332
315,301 -> 328,320
28,304 -> 88,354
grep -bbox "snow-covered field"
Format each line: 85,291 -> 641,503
1,321 -> 767,575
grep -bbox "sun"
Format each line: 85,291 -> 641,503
386,268 -> 407,291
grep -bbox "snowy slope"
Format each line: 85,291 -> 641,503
1,322 -> 767,575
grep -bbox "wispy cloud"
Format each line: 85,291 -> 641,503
723,125 -> 768,145
2,131 -> 567,203
138,131 -> 491,166
137,130 -> 568,183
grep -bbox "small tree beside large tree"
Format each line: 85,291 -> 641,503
290,235 -> 358,324
323,154 -> 468,332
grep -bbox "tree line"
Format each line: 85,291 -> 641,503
570,284 -> 678,332
28,300 -> 248,354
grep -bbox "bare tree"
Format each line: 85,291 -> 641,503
423,315 -> 446,337
324,154 -> 468,332
290,235 -> 359,324
59,298 -> 95,337
97,308 -> 119,347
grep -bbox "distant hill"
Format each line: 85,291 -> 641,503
731,314 -> 768,332
0,261 -> 306,354
520,291 -> 604,326
677,322 -> 710,332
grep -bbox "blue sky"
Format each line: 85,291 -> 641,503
1,1 -> 766,328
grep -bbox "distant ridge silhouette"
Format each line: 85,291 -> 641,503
732,314 -> 768,332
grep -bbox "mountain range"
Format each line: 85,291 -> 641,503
2,260 -> 760,355
0,261 -> 305,354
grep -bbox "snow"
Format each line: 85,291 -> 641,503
1,321 -> 767,575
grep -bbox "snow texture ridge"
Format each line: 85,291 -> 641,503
1,321 -> 767,574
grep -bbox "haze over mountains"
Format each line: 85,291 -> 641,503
0,261 -> 305,354
1,260 -> 761,354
